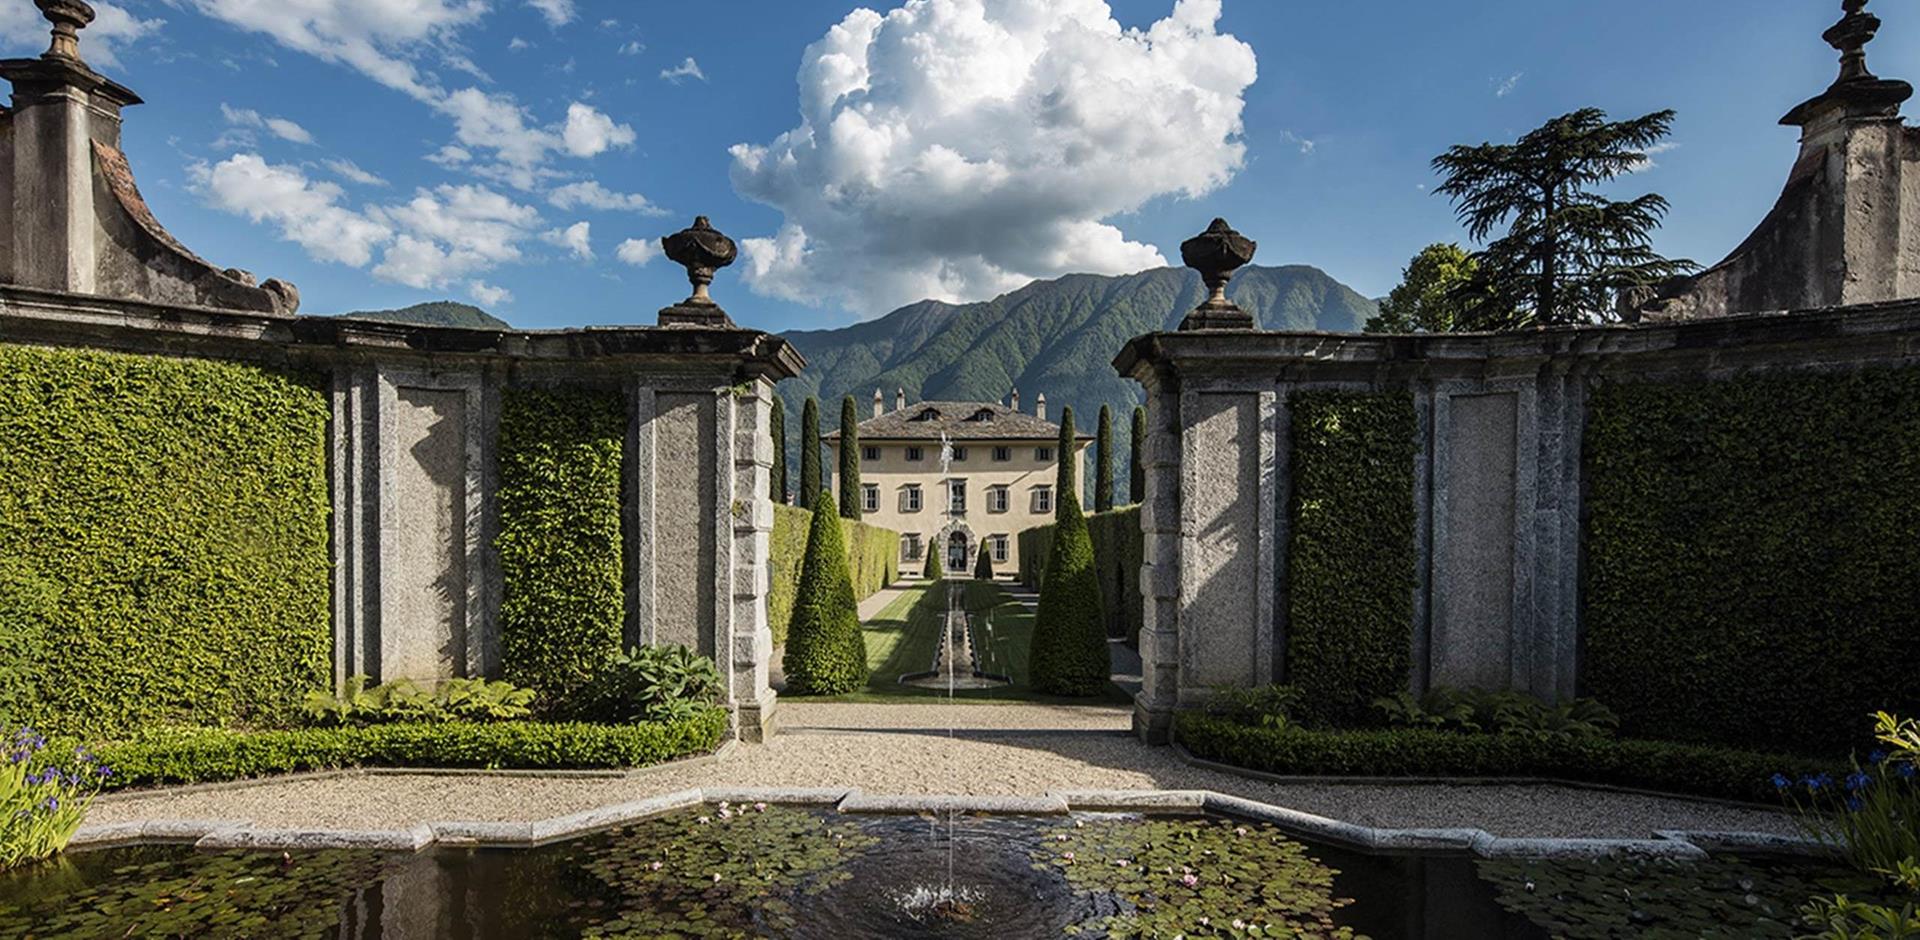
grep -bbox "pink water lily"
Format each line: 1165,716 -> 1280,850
1180,872 -> 1200,888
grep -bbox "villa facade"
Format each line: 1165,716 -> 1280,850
827,390 -> 1092,576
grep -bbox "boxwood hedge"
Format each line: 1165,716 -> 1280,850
498,387 -> 627,708
1286,390 -> 1417,725
0,345 -> 331,738
1583,368 -> 1920,756
85,708 -> 728,791
1018,506 -> 1142,643
1175,712 -> 1822,805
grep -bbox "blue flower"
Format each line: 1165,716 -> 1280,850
1804,772 -> 1835,792
1847,771 -> 1873,792
1770,773 -> 1792,790
1846,795 -> 1865,812
1869,750 -> 1889,765
42,797 -> 58,812
1896,761 -> 1917,780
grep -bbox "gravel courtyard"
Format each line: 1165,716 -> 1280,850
83,702 -> 1796,841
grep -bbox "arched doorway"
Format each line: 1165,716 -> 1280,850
946,530 -> 969,573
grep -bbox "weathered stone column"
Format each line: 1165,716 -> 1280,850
729,377 -> 779,740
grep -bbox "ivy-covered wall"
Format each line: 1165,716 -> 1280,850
1583,368 -> 1920,755
1018,506 -> 1143,643
0,345 -> 331,738
1286,390 -> 1417,725
497,387 -> 626,707
768,505 -> 899,646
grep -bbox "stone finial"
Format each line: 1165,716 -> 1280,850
657,216 -> 740,328
36,0 -> 93,62
1178,218 -> 1258,330
1783,0 -> 1913,126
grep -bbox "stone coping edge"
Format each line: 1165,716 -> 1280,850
70,785 -> 1825,860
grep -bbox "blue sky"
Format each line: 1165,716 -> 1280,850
3,0 -> 1903,332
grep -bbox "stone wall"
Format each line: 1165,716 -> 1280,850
0,284 -> 803,740
1117,300 -> 1920,742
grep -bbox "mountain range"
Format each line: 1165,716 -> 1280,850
331,301 -> 512,330
774,264 -> 1377,497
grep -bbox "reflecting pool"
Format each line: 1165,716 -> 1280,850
0,806 -> 1858,938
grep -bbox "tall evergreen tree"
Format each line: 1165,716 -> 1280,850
924,544 -> 944,581
1129,406 -> 1147,505
769,396 -> 788,504
1364,243 -> 1480,334
1094,405 -> 1115,512
1432,108 -> 1696,328
974,543 -> 994,580
799,397 -> 821,510
781,492 -> 869,694
1028,425 -> 1111,697
838,396 -> 861,520
1054,407 -> 1075,521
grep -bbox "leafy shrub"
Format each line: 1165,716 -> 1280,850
1206,684 -> 1305,730
83,711 -> 728,792
974,544 -> 994,580
1800,894 -> 1920,939
782,494 -> 869,695
0,561 -> 55,730
301,677 -> 537,726
767,505 -> 898,646
1174,711 -> 1824,804
1584,369 -> 1920,755
2,728 -> 110,869
838,396 -> 862,520
564,646 -> 723,724
0,345 -> 331,738
498,387 -> 626,710
1286,390 -> 1416,725
1019,506 -> 1142,644
1029,409 -> 1112,697
1374,687 -> 1619,742
924,545 -> 944,581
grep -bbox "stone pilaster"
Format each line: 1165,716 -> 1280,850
728,378 -> 779,741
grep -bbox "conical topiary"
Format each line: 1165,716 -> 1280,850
781,492 -> 868,694
974,543 -> 994,580
924,544 -> 944,581
1029,408 -> 1111,696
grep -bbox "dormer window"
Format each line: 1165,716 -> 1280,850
967,408 -> 996,422
911,408 -> 942,422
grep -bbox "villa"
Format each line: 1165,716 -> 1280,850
826,390 -> 1091,574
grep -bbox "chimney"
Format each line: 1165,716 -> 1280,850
1035,393 -> 1047,421
1010,389 -> 1020,413
895,387 -> 906,412
872,388 -> 884,419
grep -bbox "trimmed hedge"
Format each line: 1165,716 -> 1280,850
1584,368 -> 1920,756
86,709 -> 728,792
768,505 -> 898,646
1029,410 -> 1113,696
1175,712 -> 1824,806
781,496 -> 869,695
1286,390 -> 1417,725
498,387 -> 627,708
1018,506 -> 1142,644
0,345 -> 331,738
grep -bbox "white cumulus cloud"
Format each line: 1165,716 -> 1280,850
0,0 -> 162,68
548,179 -> 665,215
541,220 -> 594,260
468,280 -> 513,306
616,238 -> 661,267
220,104 -> 316,145
728,0 -> 1257,316
659,57 -> 705,83
561,102 -> 636,158
189,154 -> 391,267
525,0 -> 574,27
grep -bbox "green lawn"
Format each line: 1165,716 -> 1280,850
809,580 -> 1128,704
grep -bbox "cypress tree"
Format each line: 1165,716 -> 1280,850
924,544 -> 944,581
1028,428 -> 1111,697
781,492 -> 869,694
799,397 -> 821,510
838,396 -> 861,520
1054,407 -> 1076,521
769,396 -> 788,504
974,543 -> 994,580
1129,405 -> 1147,504
1094,404 -> 1115,512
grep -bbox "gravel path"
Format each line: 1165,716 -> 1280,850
86,705 -> 1795,841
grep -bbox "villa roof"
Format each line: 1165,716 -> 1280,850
825,400 -> 1093,443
